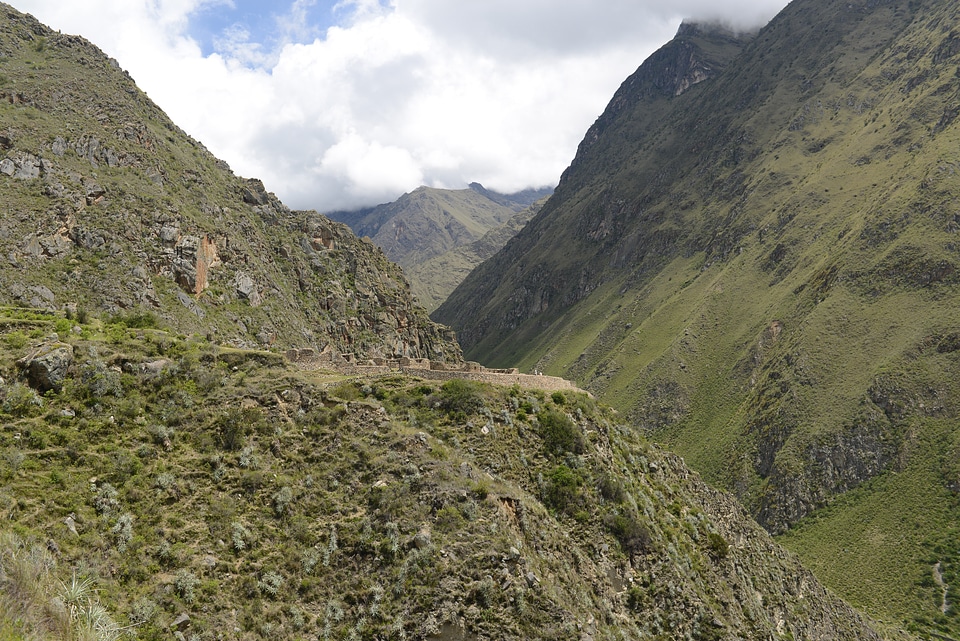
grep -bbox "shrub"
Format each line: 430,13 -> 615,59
258,570 -> 284,597
216,407 -> 263,451
1,382 -> 43,418
626,585 -> 647,611
92,483 -> 120,518
110,513 -> 134,552
543,465 -> 584,514
598,474 -> 626,503
707,532 -> 729,559
108,311 -> 160,329
435,505 -> 465,531
551,391 -> 566,405
538,408 -> 584,457
174,569 -> 199,603
272,486 -> 294,517
439,379 -> 484,416
231,521 -> 252,552
80,361 -> 122,398
603,511 -> 651,556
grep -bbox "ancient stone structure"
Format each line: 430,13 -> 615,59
284,348 -> 585,394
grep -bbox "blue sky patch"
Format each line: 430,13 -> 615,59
188,0 -> 344,59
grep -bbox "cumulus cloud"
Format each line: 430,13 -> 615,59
13,0 -> 789,211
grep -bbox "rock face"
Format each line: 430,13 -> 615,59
171,235 -> 219,295
17,341 -> 73,392
0,4 -> 461,362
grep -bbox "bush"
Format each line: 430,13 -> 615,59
216,407 -> 263,451
538,408 -> 584,457
543,465 -> 584,514
174,569 -> 199,603
707,532 -> 729,559
439,379 -> 484,415
1,382 -> 43,418
272,486 -> 293,517
258,570 -> 284,597
551,391 -> 566,405
603,511 -> 651,556
80,361 -> 123,398
108,311 -> 161,329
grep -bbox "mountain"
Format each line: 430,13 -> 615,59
0,3 -> 460,363
0,4 -> 901,640
329,184 -> 552,310
404,197 -> 548,311
435,0 -> 960,633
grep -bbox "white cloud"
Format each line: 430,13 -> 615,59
11,0 -> 789,211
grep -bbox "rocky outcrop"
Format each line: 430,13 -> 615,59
17,340 -> 73,392
171,235 -> 219,295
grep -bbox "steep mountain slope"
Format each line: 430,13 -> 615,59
435,0 -> 960,633
0,3 -> 460,362
0,308 -> 896,641
405,197 -> 548,311
329,184 -> 552,310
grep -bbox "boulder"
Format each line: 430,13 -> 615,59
18,341 -> 74,392
235,272 -> 262,307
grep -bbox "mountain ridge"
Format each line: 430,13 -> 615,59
434,0 -> 960,633
329,184 -> 552,310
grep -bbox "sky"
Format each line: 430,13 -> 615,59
12,0 -> 791,212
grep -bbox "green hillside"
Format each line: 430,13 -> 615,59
0,306 -> 894,641
434,0 -> 960,635
0,3 -> 901,640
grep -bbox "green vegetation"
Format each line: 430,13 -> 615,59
0,307 -> 884,639
434,1 -> 960,635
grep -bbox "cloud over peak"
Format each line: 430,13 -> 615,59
13,0 -> 789,211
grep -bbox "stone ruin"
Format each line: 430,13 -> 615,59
283,348 -> 584,394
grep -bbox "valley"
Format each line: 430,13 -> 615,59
2,0 -> 960,638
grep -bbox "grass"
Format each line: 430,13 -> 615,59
0,306 -> 888,640
778,419 -> 960,636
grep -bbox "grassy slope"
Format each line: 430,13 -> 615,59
0,307 -> 893,641
436,0 -> 960,634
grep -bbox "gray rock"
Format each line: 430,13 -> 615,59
3,153 -> 41,180
235,272 -> 262,307
22,235 -> 42,258
84,181 -> 105,205
176,290 -> 205,319
170,613 -> 191,631
18,342 -> 74,392
412,527 -> 431,549
52,136 -> 67,156
160,225 -> 180,246
29,285 -> 56,303
69,226 -> 106,250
